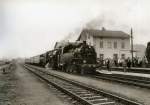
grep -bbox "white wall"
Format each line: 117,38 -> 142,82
91,37 -> 131,59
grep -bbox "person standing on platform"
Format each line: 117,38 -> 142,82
106,59 -> 110,71
127,57 -> 131,68
2,68 -> 6,74
123,59 -> 127,72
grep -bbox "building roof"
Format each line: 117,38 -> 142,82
77,28 -> 130,40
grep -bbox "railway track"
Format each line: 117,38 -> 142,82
27,64 -> 150,89
93,73 -> 150,89
23,64 -> 143,105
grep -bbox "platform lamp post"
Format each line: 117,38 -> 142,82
131,28 -> 134,67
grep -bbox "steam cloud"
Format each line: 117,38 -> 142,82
62,13 -> 131,42
85,13 -> 130,32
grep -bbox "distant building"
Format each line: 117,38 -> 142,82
133,44 -> 146,58
77,28 -> 131,60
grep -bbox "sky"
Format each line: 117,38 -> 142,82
0,0 -> 150,59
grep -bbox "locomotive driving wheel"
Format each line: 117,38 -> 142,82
68,65 -> 73,73
62,64 -> 67,72
70,64 -> 78,74
80,68 -> 85,75
67,65 -> 83,74
66,64 -> 71,73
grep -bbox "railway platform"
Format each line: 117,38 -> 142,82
97,69 -> 150,78
101,66 -> 150,74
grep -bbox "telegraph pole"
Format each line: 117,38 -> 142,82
131,28 -> 134,67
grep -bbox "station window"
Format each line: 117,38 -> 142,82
93,44 -> 96,48
113,54 -> 118,60
107,41 -> 112,48
99,54 -> 104,60
114,42 -> 117,49
86,33 -> 90,39
100,41 -> 103,48
121,42 -> 125,49
121,54 -> 125,59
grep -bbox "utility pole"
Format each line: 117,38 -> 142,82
131,28 -> 134,67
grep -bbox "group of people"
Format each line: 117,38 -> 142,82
98,57 -> 148,72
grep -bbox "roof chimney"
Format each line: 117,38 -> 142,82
102,27 -> 106,31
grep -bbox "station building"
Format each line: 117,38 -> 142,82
77,28 -> 131,60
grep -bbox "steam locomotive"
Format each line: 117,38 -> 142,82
25,41 -> 97,74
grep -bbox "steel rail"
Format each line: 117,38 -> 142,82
93,74 -> 150,89
24,64 -> 143,105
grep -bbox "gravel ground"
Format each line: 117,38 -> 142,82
0,65 -> 17,105
1,64 -> 73,105
41,68 -> 150,105
12,64 -> 72,105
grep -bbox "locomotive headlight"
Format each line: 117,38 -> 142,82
83,60 -> 87,64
